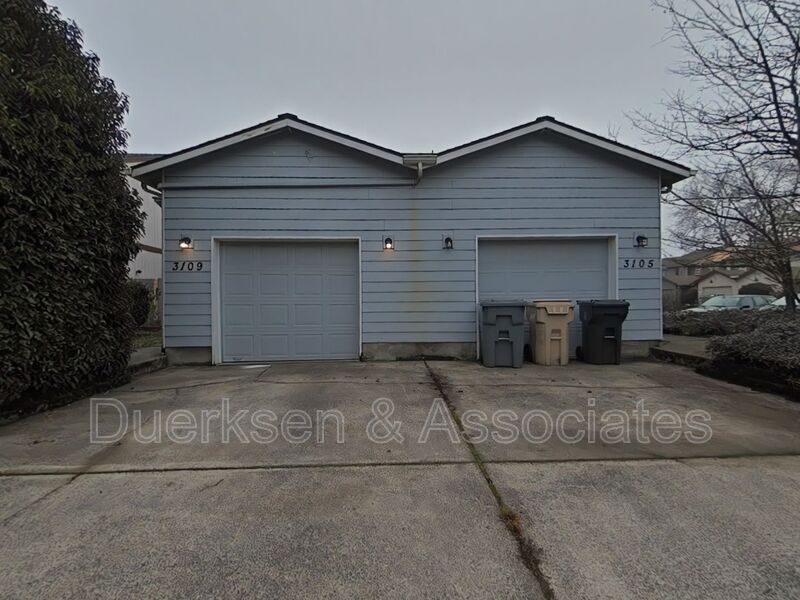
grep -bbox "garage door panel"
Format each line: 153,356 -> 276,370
222,241 -> 359,361
260,304 -> 288,326
224,335 -> 255,356
328,273 -> 357,295
224,244 -> 256,267
328,303 -> 358,325
295,274 -> 323,295
294,245 -> 323,265
224,273 -> 255,294
479,239 -> 610,357
704,286 -> 732,296
295,304 -> 323,325
480,272 -> 509,292
327,244 -> 358,266
258,245 -> 288,266
295,334 -> 324,356
224,304 -> 253,326
260,334 -> 290,357
328,333 -> 359,356
259,274 -> 288,295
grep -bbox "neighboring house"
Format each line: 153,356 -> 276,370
131,113 -> 692,364
126,154 -> 163,280
662,247 -> 785,307
662,274 -> 699,309
126,153 -> 163,324
696,269 -> 778,301
662,248 -> 737,278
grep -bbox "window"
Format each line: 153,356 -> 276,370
701,296 -> 741,308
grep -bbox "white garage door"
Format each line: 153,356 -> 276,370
702,286 -> 733,299
478,238 -> 611,356
221,241 -> 359,361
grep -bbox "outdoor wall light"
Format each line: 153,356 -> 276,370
443,236 -> 454,250
635,235 -> 649,248
383,237 -> 394,250
179,236 -> 193,249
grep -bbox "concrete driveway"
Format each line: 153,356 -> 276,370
1,359 -> 799,599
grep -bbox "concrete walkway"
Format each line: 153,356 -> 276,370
128,346 -> 166,376
651,334 -> 711,365
1,360 -> 799,599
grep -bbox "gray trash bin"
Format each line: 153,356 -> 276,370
480,301 -> 526,368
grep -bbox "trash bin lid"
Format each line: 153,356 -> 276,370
577,299 -> 630,307
532,299 -> 574,316
481,299 -> 527,307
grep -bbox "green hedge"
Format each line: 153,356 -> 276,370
0,1 -> 144,414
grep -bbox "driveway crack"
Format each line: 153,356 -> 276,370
423,360 -> 557,600
1,473 -> 81,526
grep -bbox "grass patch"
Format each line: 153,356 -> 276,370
133,330 -> 161,349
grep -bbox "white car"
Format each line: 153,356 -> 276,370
685,294 -> 776,312
759,296 -> 788,310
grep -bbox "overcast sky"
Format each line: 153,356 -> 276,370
53,0 -> 688,253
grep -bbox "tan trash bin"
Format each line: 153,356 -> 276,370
531,300 -> 574,366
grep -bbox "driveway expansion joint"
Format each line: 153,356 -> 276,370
423,360 -> 558,600
5,453 -> 800,478
0,459 -> 478,477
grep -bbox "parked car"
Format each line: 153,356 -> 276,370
759,296 -> 796,310
685,294 -> 776,312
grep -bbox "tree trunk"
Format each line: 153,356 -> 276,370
780,260 -> 797,312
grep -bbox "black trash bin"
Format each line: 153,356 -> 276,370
480,301 -> 526,368
577,300 -> 630,364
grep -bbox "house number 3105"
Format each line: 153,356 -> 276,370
622,259 -> 655,269
172,261 -> 204,271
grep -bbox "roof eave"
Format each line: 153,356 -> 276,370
130,115 -> 410,186
436,118 -> 693,184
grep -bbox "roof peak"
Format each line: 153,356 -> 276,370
131,112 -> 693,186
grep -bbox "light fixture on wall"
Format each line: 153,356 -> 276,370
179,236 -> 193,249
443,236 -> 454,250
635,234 -> 649,248
383,236 -> 394,251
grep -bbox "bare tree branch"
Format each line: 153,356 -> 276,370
632,0 -> 800,310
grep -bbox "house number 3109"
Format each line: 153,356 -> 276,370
172,261 -> 204,271
622,259 -> 655,269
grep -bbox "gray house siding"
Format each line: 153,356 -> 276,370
161,129 -> 661,353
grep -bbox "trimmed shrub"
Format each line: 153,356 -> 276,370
739,282 -> 776,296
708,320 -> 800,377
662,310 -> 789,336
127,281 -> 153,329
0,2 -> 144,413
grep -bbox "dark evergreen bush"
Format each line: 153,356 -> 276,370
708,320 -> 800,377
0,1 -> 144,413
738,282 -> 776,296
127,281 -> 152,329
662,310 -> 792,336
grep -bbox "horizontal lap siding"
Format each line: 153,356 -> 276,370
162,130 -> 662,348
